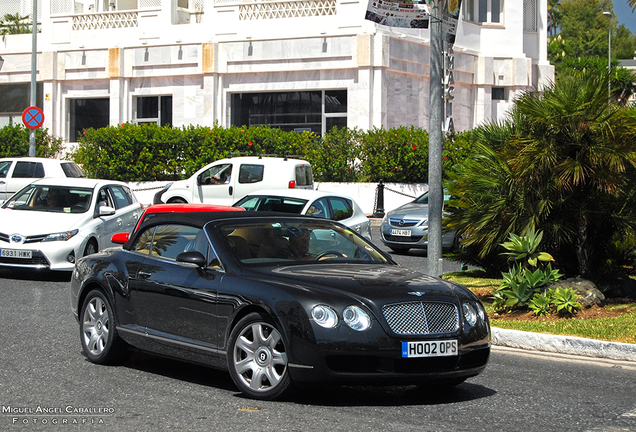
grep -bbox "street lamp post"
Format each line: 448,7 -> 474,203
603,11 -> 612,102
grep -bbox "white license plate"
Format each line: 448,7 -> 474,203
402,340 -> 458,358
0,249 -> 32,259
390,229 -> 411,237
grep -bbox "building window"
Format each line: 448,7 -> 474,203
523,0 -> 537,32
463,0 -> 474,22
464,0 -> 502,24
230,90 -> 347,136
0,83 -> 44,127
69,98 -> 110,142
492,87 -> 506,100
135,96 -> 173,127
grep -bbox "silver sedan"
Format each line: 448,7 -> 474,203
233,189 -> 372,240
380,190 -> 456,253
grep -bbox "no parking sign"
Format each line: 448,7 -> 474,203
22,106 -> 45,129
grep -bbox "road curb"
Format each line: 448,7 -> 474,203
491,327 -> 636,362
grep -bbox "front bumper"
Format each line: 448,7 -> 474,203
0,238 -> 84,271
285,313 -> 491,385
380,221 -> 430,249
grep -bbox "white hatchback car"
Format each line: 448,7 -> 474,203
0,178 -> 142,271
0,157 -> 86,202
233,189 -> 372,240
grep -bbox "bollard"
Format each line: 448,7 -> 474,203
373,180 -> 385,218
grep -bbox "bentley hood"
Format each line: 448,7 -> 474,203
254,264 -> 469,305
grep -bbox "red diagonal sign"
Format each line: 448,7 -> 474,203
22,106 -> 45,129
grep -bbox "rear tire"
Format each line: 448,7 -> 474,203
80,290 -> 128,364
227,312 -> 292,400
167,197 -> 187,204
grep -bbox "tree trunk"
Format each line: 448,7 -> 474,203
575,217 -> 591,277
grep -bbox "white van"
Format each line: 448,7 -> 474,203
156,156 -> 314,206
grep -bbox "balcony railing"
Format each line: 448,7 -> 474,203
72,10 -> 139,30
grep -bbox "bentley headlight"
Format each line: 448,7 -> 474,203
476,302 -> 486,321
343,306 -> 371,331
43,229 -> 79,242
311,305 -> 338,328
462,303 -> 477,327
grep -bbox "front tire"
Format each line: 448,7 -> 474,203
227,312 -> 292,400
83,239 -> 98,257
80,290 -> 127,364
390,246 -> 411,253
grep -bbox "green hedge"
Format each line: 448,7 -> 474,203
1,123 -> 475,183
0,124 -> 64,158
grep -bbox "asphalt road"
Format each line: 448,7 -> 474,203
1,232 -> 635,431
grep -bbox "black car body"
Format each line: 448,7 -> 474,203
70,211 -> 490,400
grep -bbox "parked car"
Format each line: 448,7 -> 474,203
70,212 -> 490,400
233,189 -> 372,240
0,157 -> 86,202
155,156 -> 314,206
380,190 -> 456,253
0,178 -> 141,271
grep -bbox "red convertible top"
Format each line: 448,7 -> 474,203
144,203 -> 244,214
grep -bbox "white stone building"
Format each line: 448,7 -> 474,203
0,0 -> 553,144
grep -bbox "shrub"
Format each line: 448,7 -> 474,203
529,288 -> 582,317
0,124 -> 64,158
492,229 -> 563,313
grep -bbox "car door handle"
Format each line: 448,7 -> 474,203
229,186 -> 233,196
138,271 -> 152,279
0,181 -> 5,184
117,218 -> 123,225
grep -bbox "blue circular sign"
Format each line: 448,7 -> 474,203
22,106 -> 45,129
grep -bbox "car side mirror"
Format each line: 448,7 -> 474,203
176,251 -> 207,268
98,205 -> 116,217
111,232 -> 130,244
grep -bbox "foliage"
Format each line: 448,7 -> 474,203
358,126 -> 429,182
550,0 -> 636,69
492,229 -> 563,313
305,127 -> 362,182
446,69 -> 636,278
551,287 -> 583,315
444,125 -> 523,276
500,227 -> 554,268
529,292 -> 553,316
557,56 -> 636,106
0,13 -> 31,40
69,124 -> 444,184
530,287 -> 582,317
493,262 -> 563,312
0,124 -> 64,158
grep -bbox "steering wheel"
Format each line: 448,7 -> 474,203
314,250 -> 345,260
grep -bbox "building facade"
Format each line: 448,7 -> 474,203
0,0 -> 553,145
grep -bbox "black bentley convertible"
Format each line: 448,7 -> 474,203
70,209 -> 490,400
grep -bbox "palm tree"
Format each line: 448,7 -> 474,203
629,0 -> 635,12
446,70 -> 636,277
0,13 -> 31,40
508,70 -> 636,276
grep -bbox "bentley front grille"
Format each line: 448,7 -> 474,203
382,301 -> 459,335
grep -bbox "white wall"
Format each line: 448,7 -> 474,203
128,181 -> 428,215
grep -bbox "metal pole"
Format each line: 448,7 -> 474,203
28,0 -> 38,157
428,0 -> 443,277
